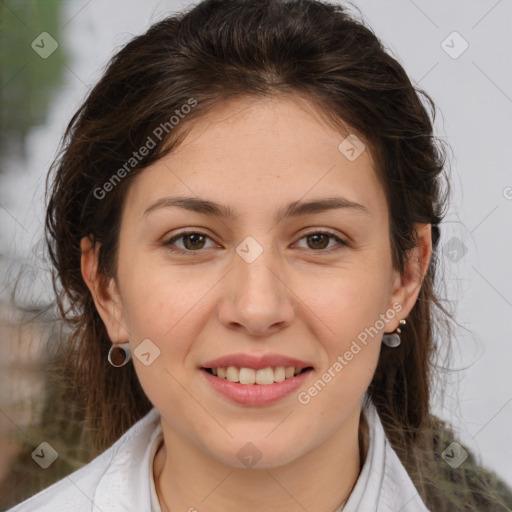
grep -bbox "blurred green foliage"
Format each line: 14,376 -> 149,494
0,0 -> 66,165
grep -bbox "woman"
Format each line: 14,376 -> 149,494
6,0 -> 512,510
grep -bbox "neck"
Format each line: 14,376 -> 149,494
154,408 -> 369,512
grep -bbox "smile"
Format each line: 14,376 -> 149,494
203,366 -> 313,385
200,366 -> 314,406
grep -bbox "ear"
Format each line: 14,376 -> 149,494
387,223 -> 433,330
80,236 -> 130,342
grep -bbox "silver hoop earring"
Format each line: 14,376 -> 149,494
108,342 -> 132,367
382,319 -> 406,348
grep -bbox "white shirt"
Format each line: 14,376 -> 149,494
7,401 -> 431,511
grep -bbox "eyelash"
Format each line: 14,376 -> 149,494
162,229 -> 349,255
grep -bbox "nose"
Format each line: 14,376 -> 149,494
217,246 -> 295,337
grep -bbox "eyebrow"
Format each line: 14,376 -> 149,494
142,196 -> 370,222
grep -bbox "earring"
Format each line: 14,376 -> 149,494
382,319 -> 407,348
108,342 -> 132,367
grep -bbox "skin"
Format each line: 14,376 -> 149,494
81,93 -> 432,512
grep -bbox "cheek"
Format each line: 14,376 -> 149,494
117,262 -> 206,338
298,307 -> 382,417
302,259 -> 390,385
307,262 -> 393,337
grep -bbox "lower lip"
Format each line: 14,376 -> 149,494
200,368 -> 313,406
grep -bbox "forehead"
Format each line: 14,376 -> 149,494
125,94 -> 386,218
168,94 -> 374,168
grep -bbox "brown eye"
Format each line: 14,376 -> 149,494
295,231 -> 348,251
306,233 -> 330,250
181,233 -> 206,250
164,231 -> 216,253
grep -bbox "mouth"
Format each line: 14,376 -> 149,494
201,366 -> 314,385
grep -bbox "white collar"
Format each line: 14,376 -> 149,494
343,401 -> 430,511
92,407 -> 162,511
5,399 -> 431,512
142,402 -> 430,512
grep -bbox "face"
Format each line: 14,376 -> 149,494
84,94 -> 429,469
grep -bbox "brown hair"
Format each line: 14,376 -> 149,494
25,0 -> 511,509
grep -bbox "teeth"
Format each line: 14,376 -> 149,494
255,367 -> 274,385
274,366 -> 285,382
239,367 -> 256,385
209,365 -> 306,385
285,367 -> 295,378
226,366 -> 239,382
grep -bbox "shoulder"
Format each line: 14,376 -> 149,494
424,416 -> 512,511
373,407 -> 512,512
5,451 -> 115,512
6,408 -> 162,512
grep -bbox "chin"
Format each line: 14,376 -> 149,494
208,438 -> 303,470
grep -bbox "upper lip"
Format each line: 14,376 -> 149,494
201,353 -> 314,370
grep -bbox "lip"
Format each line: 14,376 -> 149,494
201,353 -> 314,370
201,367 -> 314,406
